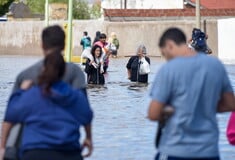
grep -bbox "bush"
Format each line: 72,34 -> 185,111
0,0 -> 14,16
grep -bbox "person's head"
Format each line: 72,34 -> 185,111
91,45 -> 102,58
96,31 -> 101,37
111,32 -> 117,39
42,25 -> 65,55
84,31 -> 88,36
136,44 -> 147,57
38,49 -> 66,93
99,33 -> 107,43
159,28 -> 187,60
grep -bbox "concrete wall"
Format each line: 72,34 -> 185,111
218,18 -> 235,61
104,20 -> 218,57
0,20 -> 218,57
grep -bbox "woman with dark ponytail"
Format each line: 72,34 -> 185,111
4,50 -> 93,160
38,49 -> 66,93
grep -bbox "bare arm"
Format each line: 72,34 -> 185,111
85,124 -> 92,140
1,80 -> 33,148
148,100 -> 165,121
82,124 -> 93,157
127,69 -> 131,79
217,92 -> 235,113
1,122 -> 13,148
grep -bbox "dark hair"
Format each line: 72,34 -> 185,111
99,33 -> 107,39
38,49 -> 66,93
91,45 -> 102,59
42,25 -> 65,51
96,31 -> 101,37
159,28 -> 186,48
84,31 -> 88,36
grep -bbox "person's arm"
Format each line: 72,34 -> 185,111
74,90 -> 93,157
217,67 -> 235,113
0,74 -> 23,148
148,66 -> 173,121
127,69 -> 131,79
1,122 -> 13,148
148,100 -> 164,121
82,124 -> 93,157
80,38 -> 84,46
126,57 -> 134,79
217,92 -> 235,113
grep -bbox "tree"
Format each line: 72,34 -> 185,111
27,0 -> 67,14
26,0 -> 92,19
0,0 -> 14,16
73,0 -> 90,19
90,2 -> 102,19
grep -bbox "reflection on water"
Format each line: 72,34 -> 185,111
0,56 -> 235,160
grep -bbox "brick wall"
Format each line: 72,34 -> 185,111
104,9 -> 235,21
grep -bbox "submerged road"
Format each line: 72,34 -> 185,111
0,56 -> 234,160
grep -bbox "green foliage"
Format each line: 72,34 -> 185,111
27,0 -> 67,14
26,0 -> 101,19
27,0 -> 44,14
90,3 -> 102,19
0,0 -> 9,5
73,0 -> 90,19
0,0 -> 14,16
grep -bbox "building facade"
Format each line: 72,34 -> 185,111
101,0 -> 184,9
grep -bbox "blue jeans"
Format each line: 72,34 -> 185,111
155,153 -> 220,160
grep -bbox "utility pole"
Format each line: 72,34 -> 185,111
124,0 -> 127,9
66,0 -> 73,62
45,0 -> 49,26
196,0 -> 201,29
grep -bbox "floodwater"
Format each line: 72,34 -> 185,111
0,56 -> 235,160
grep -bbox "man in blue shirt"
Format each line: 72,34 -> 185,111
148,28 -> 235,160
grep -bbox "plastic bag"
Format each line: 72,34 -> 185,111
139,57 -> 150,75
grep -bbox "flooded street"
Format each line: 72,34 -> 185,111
0,56 -> 235,160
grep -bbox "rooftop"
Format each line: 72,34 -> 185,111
189,0 -> 235,9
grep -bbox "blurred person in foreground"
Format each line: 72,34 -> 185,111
148,28 -> 235,160
4,49 -> 93,160
1,25 -> 92,159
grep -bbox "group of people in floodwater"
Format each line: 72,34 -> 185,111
2,24 -> 235,160
80,31 -> 151,85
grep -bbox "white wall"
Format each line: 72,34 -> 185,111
218,18 -> 235,61
102,0 -> 184,9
